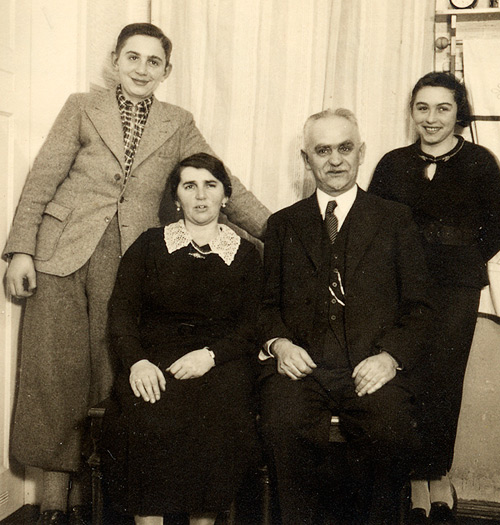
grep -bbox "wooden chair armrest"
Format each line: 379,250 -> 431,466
88,398 -> 114,467
87,400 -> 113,525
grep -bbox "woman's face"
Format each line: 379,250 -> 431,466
112,34 -> 171,103
176,167 -> 228,228
411,86 -> 458,150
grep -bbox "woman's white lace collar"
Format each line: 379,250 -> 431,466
163,220 -> 241,266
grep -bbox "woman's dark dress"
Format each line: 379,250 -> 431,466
102,225 -> 263,516
369,137 -> 500,477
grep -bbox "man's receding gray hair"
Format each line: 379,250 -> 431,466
303,108 -> 360,146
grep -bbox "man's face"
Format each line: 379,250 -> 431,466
302,116 -> 365,197
112,34 -> 171,103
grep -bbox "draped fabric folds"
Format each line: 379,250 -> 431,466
152,0 -> 434,211
324,0 -> 435,189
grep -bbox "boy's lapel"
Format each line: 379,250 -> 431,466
85,90 -> 126,170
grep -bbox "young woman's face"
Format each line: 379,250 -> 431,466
112,35 -> 171,103
176,167 -> 228,228
411,86 -> 458,150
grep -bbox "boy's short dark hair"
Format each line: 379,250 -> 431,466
115,23 -> 172,67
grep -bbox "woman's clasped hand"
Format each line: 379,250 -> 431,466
130,348 -> 217,402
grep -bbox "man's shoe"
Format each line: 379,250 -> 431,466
408,507 -> 429,524
68,505 -> 92,525
37,510 -> 68,525
429,502 -> 457,524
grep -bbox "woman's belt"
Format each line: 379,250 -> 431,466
176,321 -> 228,338
422,222 -> 476,246
142,319 -> 229,339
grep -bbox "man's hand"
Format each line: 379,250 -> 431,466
167,348 -> 215,380
130,359 -> 166,403
352,351 -> 399,397
5,253 -> 36,298
271,338 -> 317,380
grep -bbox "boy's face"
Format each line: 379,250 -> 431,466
112,34 -> 171,103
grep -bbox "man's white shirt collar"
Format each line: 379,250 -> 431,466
316,185 -> 358,230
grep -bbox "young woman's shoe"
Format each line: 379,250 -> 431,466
429,481 -> 458,524
68,505 -> 91,525
37,510 -> 68,525
429,501 -> 457,524
408,507 -> 429,524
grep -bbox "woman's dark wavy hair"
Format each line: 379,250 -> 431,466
409,72 -> 472,128
158,153 -> 232,225
115,23 -> 172,67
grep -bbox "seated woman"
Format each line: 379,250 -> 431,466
102,153 -> 263,525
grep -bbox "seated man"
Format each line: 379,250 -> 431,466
258,108 -> 433,524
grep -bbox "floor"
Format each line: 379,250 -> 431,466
0,504 -> 497,525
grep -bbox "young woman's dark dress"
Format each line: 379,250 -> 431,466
369,136 -> 500,477
102,224 -> 262,517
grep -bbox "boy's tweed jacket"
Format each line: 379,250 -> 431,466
4,89 -> 269,275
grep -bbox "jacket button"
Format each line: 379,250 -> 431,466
114,173 -> 121,181
119,196 -> 125,203
104,217 -> 110,222
331,298 -> 336,304
330,315 -> 336,321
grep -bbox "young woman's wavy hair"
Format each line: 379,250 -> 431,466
409,72 -> 472,128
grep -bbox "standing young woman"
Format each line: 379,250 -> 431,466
369,72 -> 500,524
3,23 -> 268,525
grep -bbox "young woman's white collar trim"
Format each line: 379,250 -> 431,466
163,220 -> 241,266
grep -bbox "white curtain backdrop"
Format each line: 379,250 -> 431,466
152,0 -> 434,212
324,0 -> 435,189
463,39 -> 500,316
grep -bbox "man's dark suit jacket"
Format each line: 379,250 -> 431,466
260,188 -> 433,373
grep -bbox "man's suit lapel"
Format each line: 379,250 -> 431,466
344,189 -> 384,286
289,194 -> 325,270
